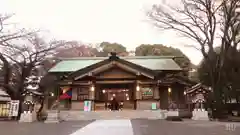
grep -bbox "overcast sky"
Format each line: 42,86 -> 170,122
1,0 -> 202,65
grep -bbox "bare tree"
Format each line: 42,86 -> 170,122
0,14 -> 64,119
148,0 -> 240,117
54,40 -> 98,58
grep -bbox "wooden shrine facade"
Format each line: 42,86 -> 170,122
47,53 -> 193,111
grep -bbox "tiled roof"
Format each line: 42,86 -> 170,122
49,56 -> 182,72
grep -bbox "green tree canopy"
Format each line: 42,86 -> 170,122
198,47 -> 240,103
98,42 -> 127,56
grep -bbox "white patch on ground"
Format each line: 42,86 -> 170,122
70,119 -> 134,135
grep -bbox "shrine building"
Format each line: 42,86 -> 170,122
47,52 -> 193,111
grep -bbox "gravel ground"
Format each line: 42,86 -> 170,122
131,119 -> 240,135
0,121 -> 93,135
0,119 -> 239,135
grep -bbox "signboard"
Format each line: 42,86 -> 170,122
0,103 -> 10,117
151,103 -> 157,110
9,100 -> 20,117
142,87 -> 153,99
84,101 -> 92,111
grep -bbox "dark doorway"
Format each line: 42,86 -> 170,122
98,83 -> 135,110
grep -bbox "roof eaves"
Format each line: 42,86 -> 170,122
58,57 -> 107,60
67,59 -> 110,79
56,56 -> 182,60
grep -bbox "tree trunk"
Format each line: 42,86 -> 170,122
16,96 -> 24,120
37,98 -> 44,121
212,85 -> 225,119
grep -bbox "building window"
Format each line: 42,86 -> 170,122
77,87 -> 89,101
141,87 -> 153,99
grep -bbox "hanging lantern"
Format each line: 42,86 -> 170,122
90,85 -> 95,91
136,85 -> 140,91
168,87 -> 172,93
50,92 -> 54,97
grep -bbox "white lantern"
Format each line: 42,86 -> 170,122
90,86 -> 95,91
184,91 -> 186,95
136,85 -> 140,91
168,87 -> 172,93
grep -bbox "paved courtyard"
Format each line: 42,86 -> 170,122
0,119 -> 239,135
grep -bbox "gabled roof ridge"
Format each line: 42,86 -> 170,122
58,56 -> 181,60
58,57 -> 106,60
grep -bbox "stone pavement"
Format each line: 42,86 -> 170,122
70,119 -> 133,135
0,119 -> 239,135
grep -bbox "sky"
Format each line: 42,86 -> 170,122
0,0 -> 203,65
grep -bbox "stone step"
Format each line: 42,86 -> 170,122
58,110 -> 167,121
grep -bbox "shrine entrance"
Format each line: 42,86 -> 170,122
104,89 -> 130,101
97,83 -> 135,110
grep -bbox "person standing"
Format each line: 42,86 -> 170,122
111,98 -> 119,111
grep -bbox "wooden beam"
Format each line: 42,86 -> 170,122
115,62 -> 154,79
96,80 -> 135,84
74,62 -> 114,80
74,61 -> 155,80
139,81 -> 157,85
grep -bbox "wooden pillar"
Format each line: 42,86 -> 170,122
159,86 -> 168,110
89,84 -> 95,100
153,85 -> 160,99
135,81 -> 141,100
134,81 -> 141,110
71,87 -> 78,101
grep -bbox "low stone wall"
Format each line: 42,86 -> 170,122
192,110 -> 209,120
19,112 -> 37,122
166,110 -> 192,118
59,110 -> 167,121
136,101 -> 160,110
71,101 -> 84,110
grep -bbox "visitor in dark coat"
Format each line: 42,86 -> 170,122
111,98 -> 119,111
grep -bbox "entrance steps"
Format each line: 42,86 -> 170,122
59,110 -> 168,121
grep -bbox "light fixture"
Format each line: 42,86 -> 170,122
50,92 -> 54,97
136,85 -> 140,91
102,90 -> 106,93
184,91 -> 186,95
91,86 -> 95,91
62,86 -> 70,93
125,93 -> 128,96
113,94 -> 116,97
168,87 -> 172,93
127,97 -> 129,100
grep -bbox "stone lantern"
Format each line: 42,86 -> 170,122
19,75 -> 43,122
